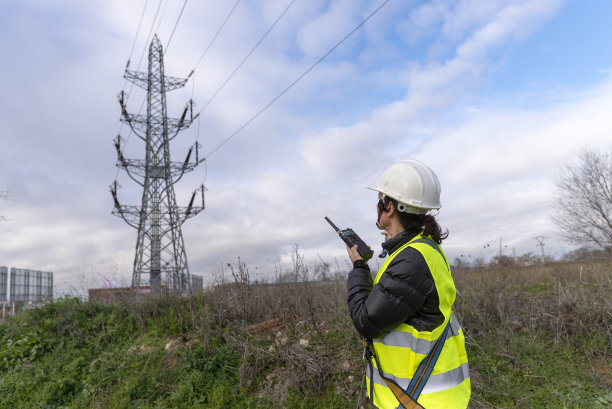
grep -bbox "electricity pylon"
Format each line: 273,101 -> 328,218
110,35 -> 205,294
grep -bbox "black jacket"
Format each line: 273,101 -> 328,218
347,231 -> 445,340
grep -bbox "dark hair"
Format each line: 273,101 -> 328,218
384,197 -> 449,244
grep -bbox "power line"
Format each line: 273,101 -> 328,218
120,0 -> 165,135
194,0 -> 297,116
121,0 -> 165,148
202,0 -> 394,159
126,0 -> 150,69
188,0 -> 242,78
114,0 -> 187,182
118,0 -> 151,122
134,0 -> 165,73
165,0 -> 189,55
115,0 -> 151,181
118,0 -> 239,174
153,0 -> 170,40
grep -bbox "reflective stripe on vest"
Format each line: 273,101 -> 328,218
367,234 -> 470,409
370,361 -> 470,395
373,314 -> 463,355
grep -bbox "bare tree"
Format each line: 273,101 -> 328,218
552,147 -> 612,249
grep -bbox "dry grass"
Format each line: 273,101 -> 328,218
453,259 -> 612,347
453,259 -> 612,408
5,250 -> 609,408
215,255 -> 612,407
85,252 -> 612,407
186,252 -> 358,404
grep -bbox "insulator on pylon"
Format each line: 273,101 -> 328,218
187,190 -> 196,209
110,181 -> 121,208
118,91 -> 130,121
183,146 -> 193,167
114,135 -> 123,152
177,106 -> 188,127
114,136 -> 128,167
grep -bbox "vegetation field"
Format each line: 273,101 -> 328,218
0,254 -> 610,408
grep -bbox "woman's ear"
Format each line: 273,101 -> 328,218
385,201 -> 395,215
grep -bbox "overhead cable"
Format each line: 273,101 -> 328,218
188,0 -> 242,78
124,0 -> 165,136
126,0 -> 150,69
194,0 -> 297,116
153,0 -> 170,40
165,0 -> 189,54
202,0 -> 393,159
117,0 -> 150,181
134,0 -> 165,73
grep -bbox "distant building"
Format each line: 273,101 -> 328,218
0,267 -> 53,304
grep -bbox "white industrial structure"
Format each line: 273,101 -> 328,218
0,266 -> 53,303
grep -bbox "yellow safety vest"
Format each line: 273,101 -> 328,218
366,233 -> 471,409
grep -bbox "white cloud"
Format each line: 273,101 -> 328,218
426,79 -> 612,259
296,0 -> 362,57
0,0 -> 608,295
397,0 -> 448,45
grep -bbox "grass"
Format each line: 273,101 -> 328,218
0,255 -> 610,408
454,260 -> 612,408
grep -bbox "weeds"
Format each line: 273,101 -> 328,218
453,259 -> 612,408
0,253 -> 610,408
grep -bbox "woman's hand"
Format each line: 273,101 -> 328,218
347,244 -> 366,263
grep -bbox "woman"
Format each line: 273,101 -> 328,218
346,160 -> 470,409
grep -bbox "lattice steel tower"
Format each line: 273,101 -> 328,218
111,35 -> 205,294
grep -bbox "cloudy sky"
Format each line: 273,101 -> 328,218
1,0 -> 611,296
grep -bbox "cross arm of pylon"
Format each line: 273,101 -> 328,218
109,181 -> 141,229
124,69 -> 188,92
123,114 -> 193,136
115,158 -> 199,182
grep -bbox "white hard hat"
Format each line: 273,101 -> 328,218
369,159 -> 442,215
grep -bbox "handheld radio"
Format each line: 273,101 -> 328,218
325,217 -> 373,261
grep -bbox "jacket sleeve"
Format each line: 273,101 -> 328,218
347,248 -> 434,340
